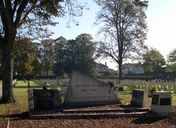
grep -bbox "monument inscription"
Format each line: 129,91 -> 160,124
63,71 -> 120,107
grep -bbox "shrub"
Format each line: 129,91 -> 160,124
148,87 -> 156,97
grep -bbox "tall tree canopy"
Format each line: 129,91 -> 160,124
14,38 -> 36,76
142,49 -> 166,73
53,36 -> 67,77
53,34 -> 96,76
31,42 -> 43,76
95,0 -> 148,82
166,49 -> 176,72
41,39 -> 54,77
168,49 -> 176,64
0,0 -> 83,103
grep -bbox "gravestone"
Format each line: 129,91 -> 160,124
28,88 -> 62,114
12,79 -> 17,87
63,71 -> 120,108
151,91 -> 171,114
28,89 -> 35,112
131,89 -> 147,107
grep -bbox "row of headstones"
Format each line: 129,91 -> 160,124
122,80 -> 176,93
131,89 -> 172,114
33,80 -> 68,92
128,84 -> 176,90
28,88 -> 172,115
121,79 -> 176,86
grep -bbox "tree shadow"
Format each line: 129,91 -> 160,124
132,116 -> 167,124
0,112 -> 30,120
1,110 -> 169,123
0,111 -> 147,121
14,85 -> 42,88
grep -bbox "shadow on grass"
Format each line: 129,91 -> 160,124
14,85 -> 42,88
0,112 -> 30,120
7,112 -> 29,119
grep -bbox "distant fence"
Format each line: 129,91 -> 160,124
0,75 -> 58,80
122,72 -> 176,81
0,72 -> 175,81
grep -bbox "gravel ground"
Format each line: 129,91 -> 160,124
0,105 -> 175,128
6,117 -> 176,128
0,121 -> 6,128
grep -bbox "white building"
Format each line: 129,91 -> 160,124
95,63 -> 116,76
122,63 -> 144,75
95,63 -> 109,73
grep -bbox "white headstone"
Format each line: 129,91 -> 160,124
63,71 -> 120,107
151,91 -> 172,115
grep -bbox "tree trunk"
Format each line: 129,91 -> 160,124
118,58 -> 123,83
46,66 -> 49,78
1,37 -> 15,103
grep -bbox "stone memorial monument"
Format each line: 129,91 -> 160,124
63,71 -> 120,108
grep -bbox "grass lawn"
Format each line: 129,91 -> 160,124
0,80 -> 39,87
0,79 -> 175,127
173,94 -> 176,106
0,80 -> 43,117
0,80 -> 175,119
0,88 -> 175,117
15,80 -> 39,87
0,88 -> 28,116
0,84 -> 175,128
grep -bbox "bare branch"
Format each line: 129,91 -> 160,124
14,0 -> 28,28
12,0 -> 18,19
18,4 -> 37,27
0,0 -> 14,34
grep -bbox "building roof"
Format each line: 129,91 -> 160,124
122,63 -> 142,67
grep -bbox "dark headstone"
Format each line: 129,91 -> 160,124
131,89 -> 147,107
28,89 -> 62,113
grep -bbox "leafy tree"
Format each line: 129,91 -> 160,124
14,38 -> 36,76
54,34 -> 96,76
53,36 -> 67,78
166,49 -> 176,72
0,0 -> 83,102
31,43 -> 43,75
41,39 -> 54,77
142,49 -> 166,73
95,0 -> 148,82
72,33 -> 96,75
168,49 -> 176,64
165,64 -> 176,72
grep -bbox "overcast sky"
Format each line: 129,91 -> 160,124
146,0 -> 176,59
51,0 -> 176,70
